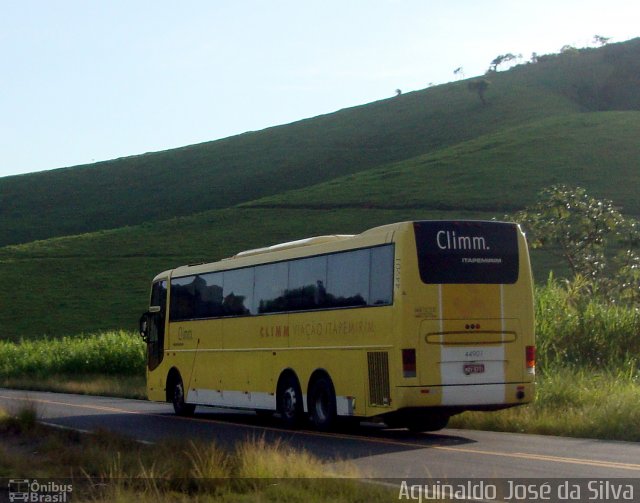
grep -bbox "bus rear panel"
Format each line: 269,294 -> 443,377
391,221 -> 535,422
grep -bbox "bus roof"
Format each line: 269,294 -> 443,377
168,222 -> 404,278
231,235 -> 355,259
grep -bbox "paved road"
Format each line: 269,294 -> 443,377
1,388 -> 639,482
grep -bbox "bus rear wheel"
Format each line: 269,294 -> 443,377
171,374 -> 195,416
308,375 -> 337,431
277,374 -> 304,428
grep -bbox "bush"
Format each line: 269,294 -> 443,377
535,275 -> 640,372
0,331 -> 145,378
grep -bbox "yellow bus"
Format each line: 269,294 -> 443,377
140,220 -> 535,431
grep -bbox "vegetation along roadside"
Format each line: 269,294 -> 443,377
0,404 -> 397,502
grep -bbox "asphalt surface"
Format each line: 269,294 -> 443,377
1,388 -> 639,482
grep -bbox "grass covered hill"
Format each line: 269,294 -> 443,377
2,37 -> 639,247
247,111 -> 640,216
1,38 -> 640,338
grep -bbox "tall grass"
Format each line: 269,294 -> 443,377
0,330 -> 144,378
93,436 -> 376,501
535,275 -> 640,372
0,410 -> 393,502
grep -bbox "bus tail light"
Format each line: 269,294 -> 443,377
402,349 -> 416,378
526,345 -> 536,374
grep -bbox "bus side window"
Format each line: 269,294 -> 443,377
370,246 -> 394,305
170,276 -> 196,321
196,272 -> 224,318
223,267 -> 255,316
327,249 -> 369,307
288,256 -> 328,310
254,262 -> 288,314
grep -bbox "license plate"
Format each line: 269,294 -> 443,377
463,363 -> 485,375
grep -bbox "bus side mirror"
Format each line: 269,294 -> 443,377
139,313 -> 150,342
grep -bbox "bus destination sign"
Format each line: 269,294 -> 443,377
414,221 -> 519,285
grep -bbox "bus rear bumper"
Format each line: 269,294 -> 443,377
395,382 -> 534,409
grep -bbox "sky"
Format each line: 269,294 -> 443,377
1,0 -> 638,178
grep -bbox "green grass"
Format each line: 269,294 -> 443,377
247,112 -> 640,215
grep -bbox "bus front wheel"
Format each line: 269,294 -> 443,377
171,374 -> 195,416
308,375 -> 337,431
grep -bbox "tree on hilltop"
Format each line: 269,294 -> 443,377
488,53 -> 518,72
593,35 -> 611,47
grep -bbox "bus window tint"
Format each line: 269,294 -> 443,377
170,276 -> 197,321
370,246 -> 394,305
327,249 -> 369,307
169,245 -> 394,320
195,272 -> 224,318
288,256 -> 328,311
223,268 -> 254,316
255,262 -> 288,313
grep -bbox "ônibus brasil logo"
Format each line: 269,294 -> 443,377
8,479 -> 73,502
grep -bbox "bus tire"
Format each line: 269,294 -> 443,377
171,374 -> 195,416
406,413 -> 449,432
308,375 -> 337,431
276,374 -> 304,428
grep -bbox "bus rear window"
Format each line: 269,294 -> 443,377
414,221 -> 519,284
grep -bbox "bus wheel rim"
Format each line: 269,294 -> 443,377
175,382 -> 184,404
282,387 -> 297,418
